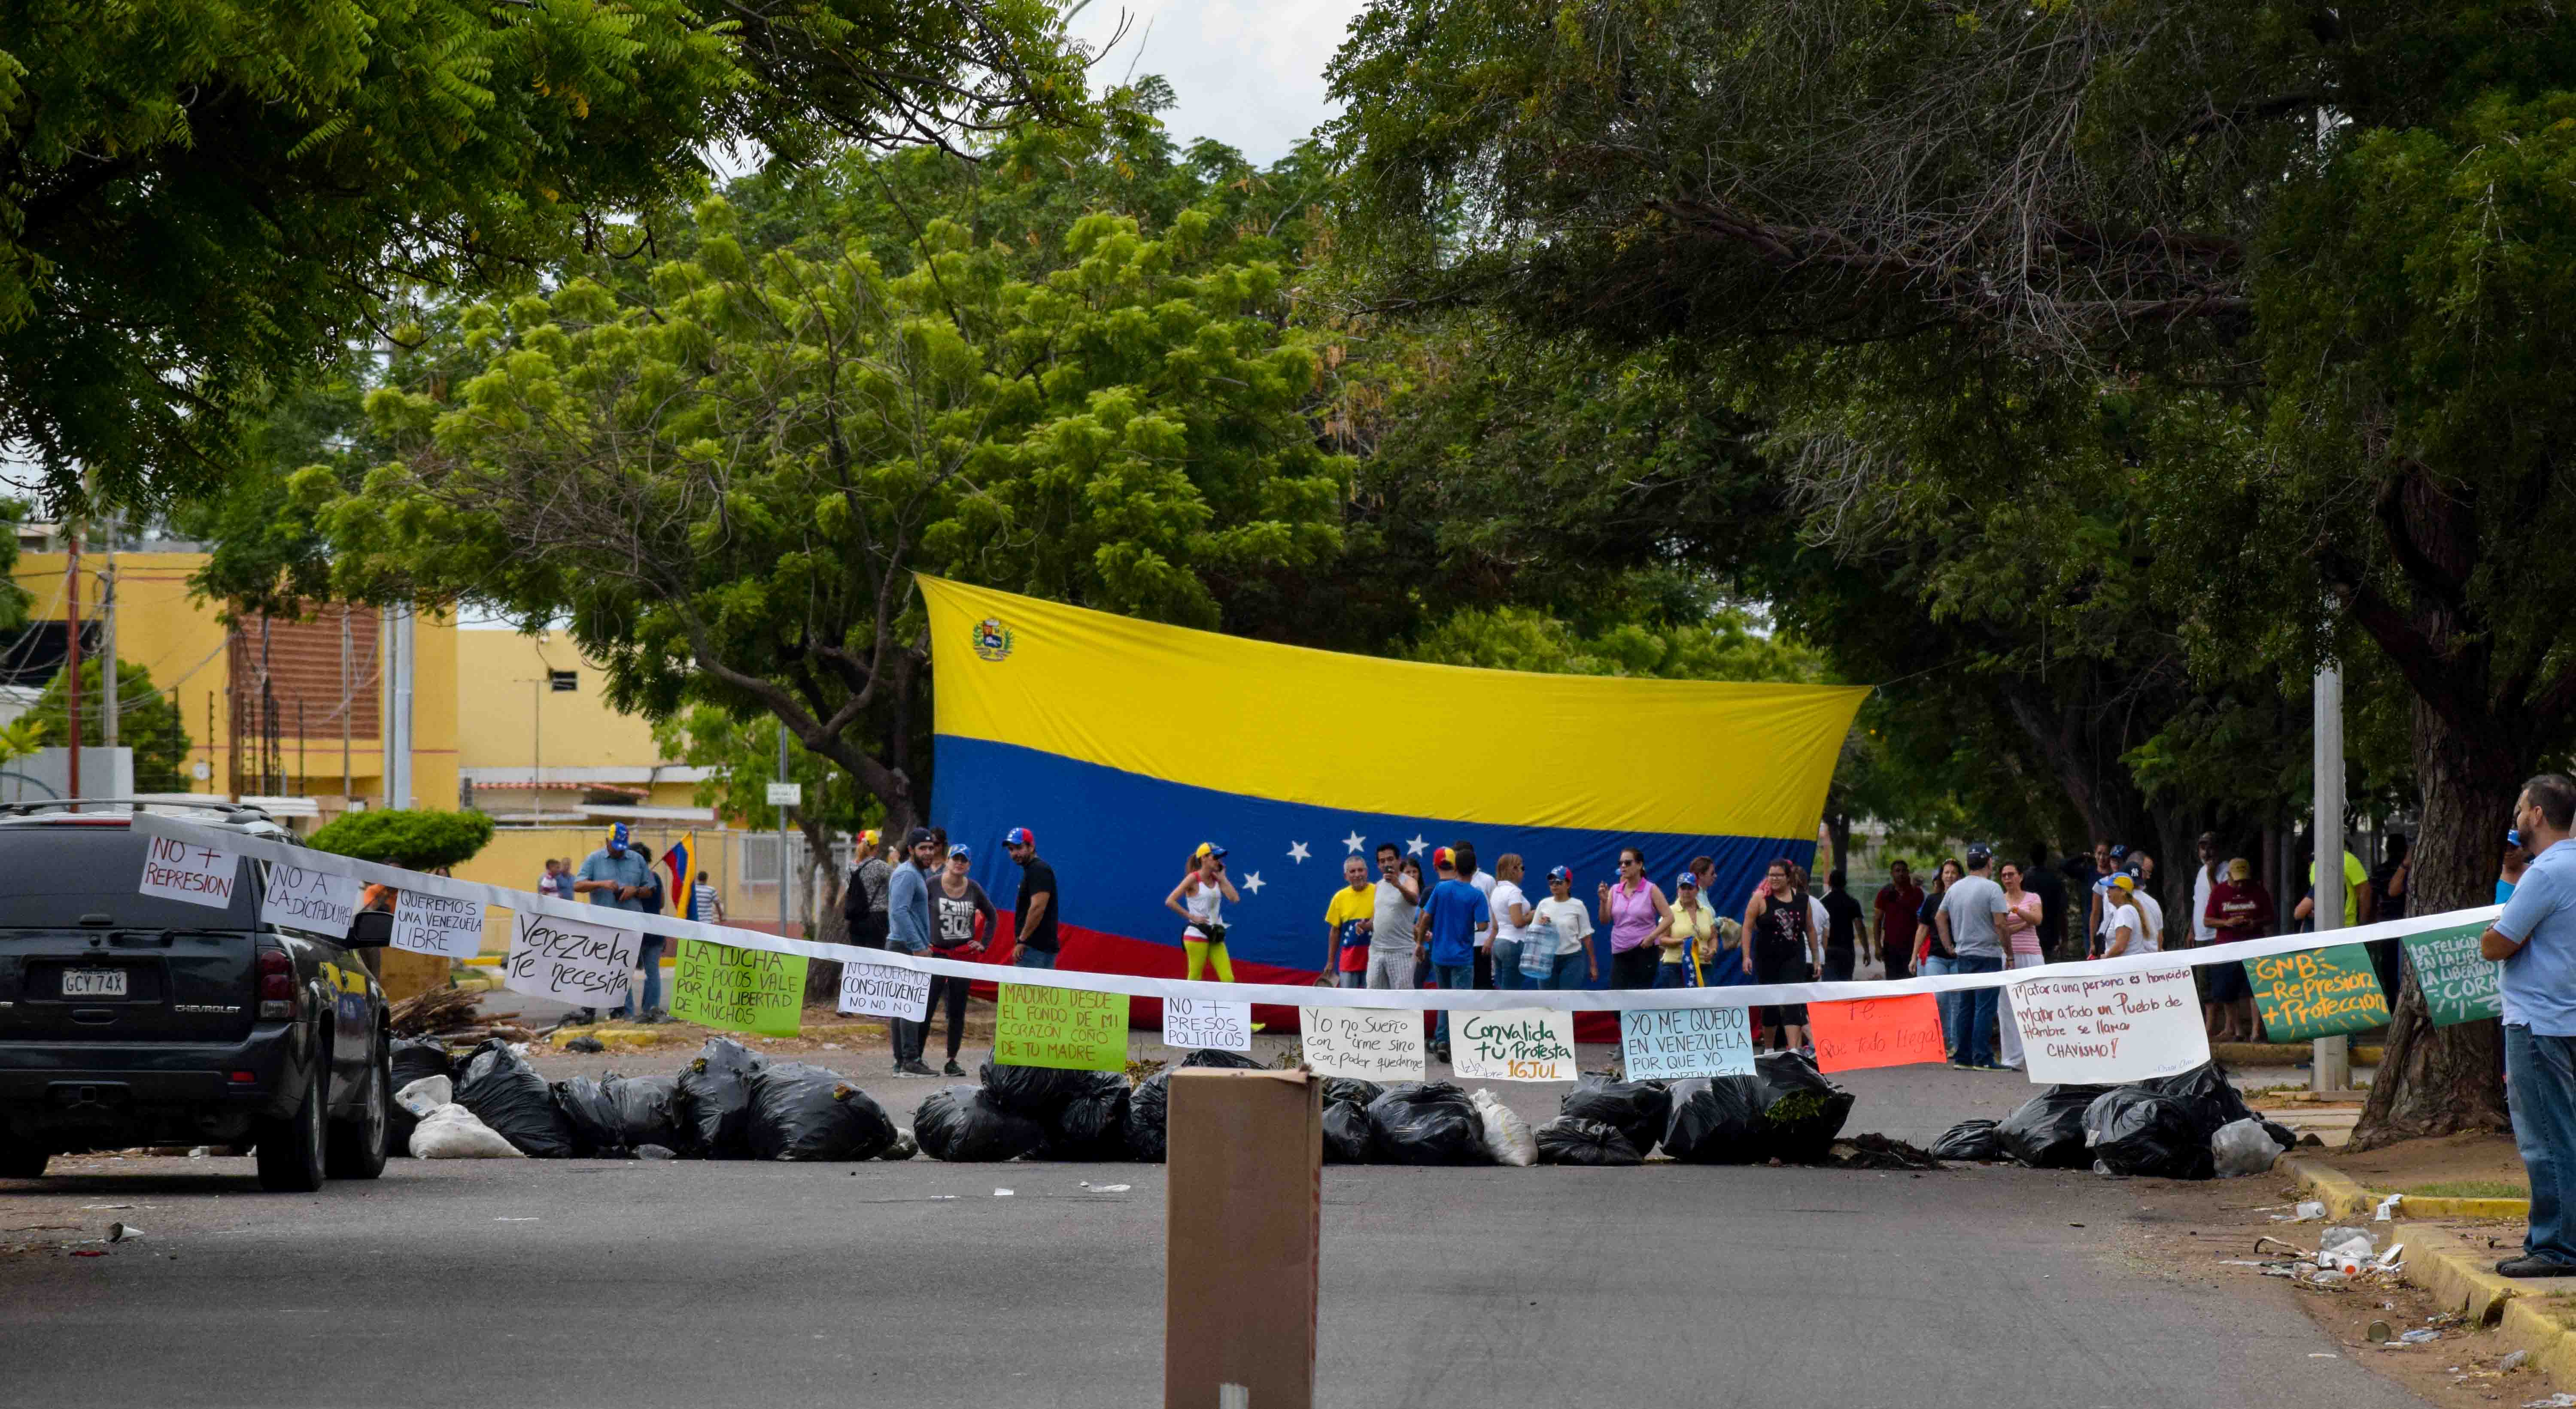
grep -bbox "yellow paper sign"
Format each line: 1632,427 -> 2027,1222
993,982 -> 1127,1071
668,938 -> 807,1037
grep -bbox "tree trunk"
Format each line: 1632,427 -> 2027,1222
2347,700 -> 2515,1149
798,816 -> 847,1003
1824,811 -> 1853,881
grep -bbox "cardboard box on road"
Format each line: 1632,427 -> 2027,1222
1165,1069 -> 1321,1409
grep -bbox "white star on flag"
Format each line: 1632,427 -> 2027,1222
1342,831 -> 1367,853
1406,835 -> 1428,856
1287,841 -> 1311,863
1242,872 -> 1265,895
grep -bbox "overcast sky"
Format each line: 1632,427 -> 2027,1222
1066,0 -> 1370,164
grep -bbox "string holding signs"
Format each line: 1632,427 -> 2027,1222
2404,923 -> 2504,1027
1298,1006 -> 1426,1083
1163,997 -> 1254,1053
992,982 -> 1127,1071
1453,1009 -> 1578,1082
669,938 -> 807,1036
389,890 -> 486,959
2248,945 -> 2391,1042
1808,995 -> 1947,1074
2009,967 -> 2210,1084
504,911 -> 639,1005
1619,1008 -> 1755,1080
836,961 -> 930,1022
260,863 -> 359,938
138,833 -> 241,911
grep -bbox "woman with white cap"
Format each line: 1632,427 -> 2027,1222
1531,866 -> 1599,989
1166,842 -> 1243,982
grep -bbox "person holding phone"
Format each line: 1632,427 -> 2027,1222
1168,842 -> 1242,982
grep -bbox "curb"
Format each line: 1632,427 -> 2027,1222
2277,1153 -> 2532,1220
2282,1156 -> 2527,1331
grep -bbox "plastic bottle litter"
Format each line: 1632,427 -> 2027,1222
2270,1200 -> 2327,1223
2397,1328 -> 2441,1344
2521,1394 -> 2576,1408
2502,1349 -> 2530,1372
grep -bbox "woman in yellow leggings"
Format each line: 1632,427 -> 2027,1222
1166,842 -> 1242,980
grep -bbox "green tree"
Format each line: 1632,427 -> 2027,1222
27,658 -> 193,792
307,808 -> 495,872
0,0 -> 1083,510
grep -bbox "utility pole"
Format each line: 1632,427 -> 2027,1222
64,524 -> 80,809
385,603 -> 414,809
776,722 -> 790,935
339,609 -> 352,802
100,552 -> 116,754
516,674 -> 545,823
2312,660 -> 2350,1094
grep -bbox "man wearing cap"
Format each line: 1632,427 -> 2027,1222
571,824 -> 656,1024
2482,774 -> 2576,1276
1004,827 -> 1059,970
1936,845 -> 2010,1070
883,826 -> 941,1075
2202,857 -> 2273,1042
1413,847 -> 1489,1061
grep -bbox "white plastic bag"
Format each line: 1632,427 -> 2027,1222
2211,1117 -> 2286,1178
411,1103 -> 528,1159
1468,1089 -> 1537,1168
396,1074 -> 452,1117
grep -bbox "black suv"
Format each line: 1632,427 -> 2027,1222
0,801 -> 394,1191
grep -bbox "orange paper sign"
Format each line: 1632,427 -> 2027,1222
1809,994 -> 1948,1073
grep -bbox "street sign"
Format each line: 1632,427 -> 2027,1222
764,781 -> 802,807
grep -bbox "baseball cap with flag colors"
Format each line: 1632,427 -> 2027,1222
1005,827 -> 1036,848
1194,841 -> 1227,861
1432,846 -> 1456,869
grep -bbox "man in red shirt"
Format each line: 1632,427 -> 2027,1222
2202,856 -> 2275,1042
1873,860 -> 1924,981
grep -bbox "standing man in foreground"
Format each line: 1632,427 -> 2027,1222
1003,827 -> 1058,970
1321,854 -> 1375,987
1367,841 -> 1421,991
1935,845 -> 2010,1070
2484,774 -> 2576,1277
1873,860 -> 1922,982
884,827 -> 940,1075
570,823 -> 654,1025
1415,847 -> 1490,1063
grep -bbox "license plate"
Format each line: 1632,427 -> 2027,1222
61,969 -> 127,998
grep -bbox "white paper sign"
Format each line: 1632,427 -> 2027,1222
1163,996 -> 1254,1052
2010,966 -> 2211,1084
1619,1007 -> 1757,1079
260,863 -> 360,938
1299,1006 -> 1427,1083
138,833 -> 241,911
1453,1009 -> 1579,1081
504,911 -> 640,1003
838,960 -> 931,1020
389,890 -> 486,959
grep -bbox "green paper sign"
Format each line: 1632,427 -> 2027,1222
668,938 -> 808,1037
2248,944 -> 2390,1042
2405,923 -> 2504,1027
992,982 -> 1127,1071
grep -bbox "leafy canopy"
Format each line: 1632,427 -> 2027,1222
307,807 -> 496,871
26,659 -> 194,793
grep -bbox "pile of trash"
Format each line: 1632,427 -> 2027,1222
1530,1052 -> 1858,1166
392,1037 -> 906,1162
2229,1218 -> 2406,1291
1934,1063 -> 2303,1179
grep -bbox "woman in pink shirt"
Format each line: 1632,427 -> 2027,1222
1597,847 -> 1671,990
1995,860 -> 2046,1070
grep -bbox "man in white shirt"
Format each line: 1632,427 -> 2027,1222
1367,841 -> 1421,990
1487,854 -> 1533,990
2190,832 -> 2223,947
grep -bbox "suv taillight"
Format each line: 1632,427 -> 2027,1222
257,947 -> 296,1021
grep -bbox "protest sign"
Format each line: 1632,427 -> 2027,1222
669,938 -> 807,1036
1454,1009 -> 1579,1081
1299,1006 -> 1427,1082
2248,945 -> 2390,1041
2008,966 -> 2209,1084
138,833 -> 240,911
259,863 -> 359,938
1163,996 -> 1254,1052
1619,1007 -> 1756,1079
993,983 -> 1128,1070
504,911 -> 639,1004
389,890 -> 485,959
2406,923 -> 2504,1027
1809,995 -> 1947,1074
837,960 -> 930,1021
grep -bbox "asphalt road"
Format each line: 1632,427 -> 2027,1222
0,1061 -> 2426,1409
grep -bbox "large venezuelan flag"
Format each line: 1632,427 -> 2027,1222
921,578 -> 1866,1032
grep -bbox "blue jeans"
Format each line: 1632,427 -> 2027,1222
1653,962 -> 1692,989
1951,954 -> 2003,1067
616,938 -> 665,1018
1015,947 -> 1057,970
1921,954 -> 1957,1058
1430,962 -> 1473,1046
2507,1025 -> 2576,1264
1491,938 -> 1522,992
1552,950 -> 1590,990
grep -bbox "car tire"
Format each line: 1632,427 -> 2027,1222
327,1033 -> 391,1180
0,1145 -> 47,1179
253,1055 -> 329,1193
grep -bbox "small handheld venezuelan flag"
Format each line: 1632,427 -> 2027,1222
663,832 -> 696,917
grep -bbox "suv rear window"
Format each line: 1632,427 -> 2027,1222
0,827 -> 261,929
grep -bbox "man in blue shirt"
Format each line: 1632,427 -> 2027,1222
883,827 -> 940,1076
1412,847 -> 1489,1063
2484,773 -> 2576,1276
570,824 -> 656,1024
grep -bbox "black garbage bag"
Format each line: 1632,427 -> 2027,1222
1534,1116 -> 1643,1166
1039,1071 -> 1132,1160
1179,1048 -> 1264,1070
455,1041 -> 576,1159
2139,1063 -> 2257,1140
746,1063 -> 898,1161
1930,1119 -> 2004,1162
1558,1075 -> 1671,1156
606,1075 -> 686,1152
1752,1050 -> 1856,1163
980,1060 -> 1115,1120
1323,1100 -> 1375,1164
1126,1072 -> 1171,1163
2261,1119 -> 2301,1151
387,1038 -> 453,1156
673,1037 -> 769,1159
1659,1077 -> 1766,1163
913,1085 -> 1048,1163
552,1076 -> 624,1156
1321,1077 -> 1384,1108
2084,1089 -> 2216,1179
1998,1084 -> 2111,1169
1365,1081 -> 1489,1166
